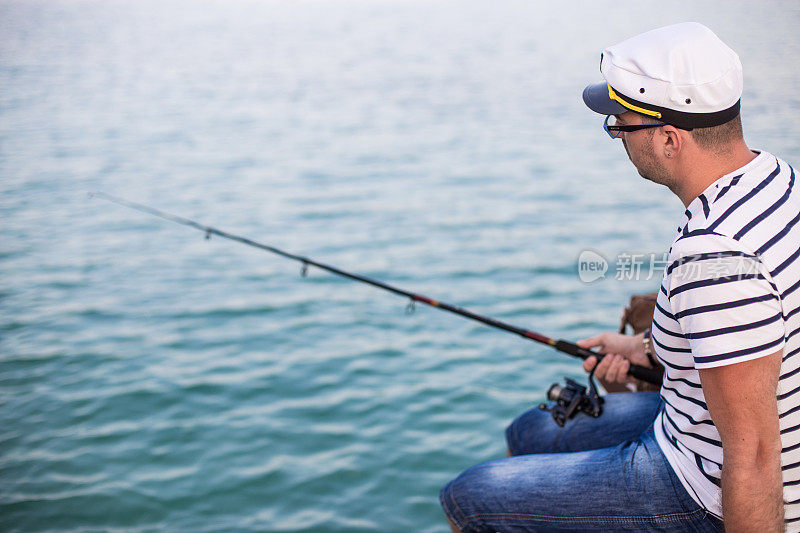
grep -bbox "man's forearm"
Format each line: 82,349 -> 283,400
722,459 -> 783,532
699,352 -> 784,531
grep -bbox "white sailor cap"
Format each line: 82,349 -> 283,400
583,22 -> 743,130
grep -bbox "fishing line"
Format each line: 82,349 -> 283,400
91,192 -> 663,385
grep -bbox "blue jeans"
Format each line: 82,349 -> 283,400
440,392 -> 724,532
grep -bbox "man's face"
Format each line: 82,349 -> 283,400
612,112 -> 673,188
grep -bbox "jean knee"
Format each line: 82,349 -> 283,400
504,416 -> 514,442
440,461 -> 504,531
505,408 -> 535,454
504,418 -> 520,455
505,405 -> 555,455
439,478 -> 468,530
441,458 -> 546,532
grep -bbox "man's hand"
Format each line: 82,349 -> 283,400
577,331 -> 653,392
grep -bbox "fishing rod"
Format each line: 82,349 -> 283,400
90,192 -> 663,386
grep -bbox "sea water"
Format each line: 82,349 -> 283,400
2,1 -> 799,530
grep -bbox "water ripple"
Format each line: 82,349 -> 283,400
2,1 -> 798,531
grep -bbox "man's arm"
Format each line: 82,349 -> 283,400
698,350 -> 784,532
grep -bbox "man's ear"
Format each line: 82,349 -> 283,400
660,125 -> 684,158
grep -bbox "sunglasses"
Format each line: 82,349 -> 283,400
603,115 -> 695,139
603,115 -> 664,139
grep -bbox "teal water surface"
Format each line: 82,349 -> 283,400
2,1 -> 800,531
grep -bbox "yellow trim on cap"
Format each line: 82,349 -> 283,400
608,85 -> 662,119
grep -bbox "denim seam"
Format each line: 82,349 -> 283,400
506,421 -> 518,455
443,483 -> 469,528
461,507 -> 707,525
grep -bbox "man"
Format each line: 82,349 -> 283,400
440,22 -> 800,532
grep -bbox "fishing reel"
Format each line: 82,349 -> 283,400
539,370 -> 604,427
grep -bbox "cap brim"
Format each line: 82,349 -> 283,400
582,82 -> 628,115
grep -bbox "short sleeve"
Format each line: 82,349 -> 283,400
667,232 -> 785,369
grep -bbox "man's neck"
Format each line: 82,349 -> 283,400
674,141 -> 757,207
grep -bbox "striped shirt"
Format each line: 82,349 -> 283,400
651,151 -> 800,525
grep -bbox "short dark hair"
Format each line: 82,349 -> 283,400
689,114 -> 743,151
638,113 -> 743,152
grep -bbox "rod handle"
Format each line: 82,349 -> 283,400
554,340 -> 664,386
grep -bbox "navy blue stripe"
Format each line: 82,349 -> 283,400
695,455 -> 721,487
652,329 -> 690,350
784,440 -> 800,454
734,163 -> 791,240
772,245 -> 800,278
674,293 -> 777,320
785,303 -> 800,322
783,459 -> 800,471
682,209 -> 693,237
784,345 -> 800,363
659,414 -> 717,511
699,194 -> 710,218
659,412 -> 723,509
662,385 -> 708,410
669,273 -> 764,299
779,402 -> 800,419
707,162 -> 781,232
661,413 -> 679,446
778,382 -> 800,402
652,334 -> 693,356
781,421 -> 800,435
787,324 -> 800,342
713,174 -> 742,203
659,357 -> 696,371
664,374 -> 702,389
666,251 -> 756,276
686,311 -> 782,340
780,365 -> 800,382
694,336 -> 785,365
663,408 -> 721,447
652,317 -> 686,339
757,208 -> 800,256
675,228 -> 724,242
654,300 -> 676,321
784,277 -> 800,300
671,406 -> 714,426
